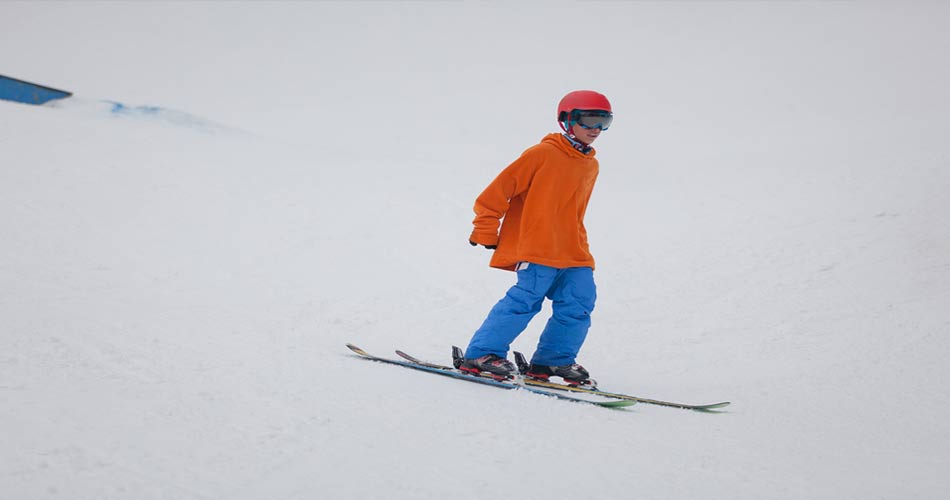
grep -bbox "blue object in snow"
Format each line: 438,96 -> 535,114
105,101 -> 163,115
0,74 -> 72,105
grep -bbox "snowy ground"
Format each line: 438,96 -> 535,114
2,2 -> 950,499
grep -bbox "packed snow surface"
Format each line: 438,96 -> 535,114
2,2 -> 949,499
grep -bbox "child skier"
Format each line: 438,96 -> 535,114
460,90 -> 613,386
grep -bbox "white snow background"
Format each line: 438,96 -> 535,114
2,2 -> 949,499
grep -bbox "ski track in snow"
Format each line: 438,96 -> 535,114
2,2 -> 950,499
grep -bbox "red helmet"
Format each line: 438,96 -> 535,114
557,90 -> 611,122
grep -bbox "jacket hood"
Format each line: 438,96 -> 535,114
540,133 -> 597,159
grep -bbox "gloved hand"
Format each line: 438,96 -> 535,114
469,240 -> 497,250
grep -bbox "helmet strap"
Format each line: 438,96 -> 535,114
559,110 -> 580,138
558,110 -> 591,153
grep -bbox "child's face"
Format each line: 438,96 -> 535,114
571,123 -> 602,146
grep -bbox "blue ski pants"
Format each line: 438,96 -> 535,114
465,263 -> 596,366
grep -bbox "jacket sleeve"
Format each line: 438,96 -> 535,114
469,148 -> 541,246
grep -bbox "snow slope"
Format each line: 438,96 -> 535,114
2,2 -> 949,499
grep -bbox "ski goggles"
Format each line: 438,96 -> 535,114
573,110 -> 613,130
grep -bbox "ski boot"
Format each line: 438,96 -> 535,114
452,346 -> 517,381
514,351 -> 596,388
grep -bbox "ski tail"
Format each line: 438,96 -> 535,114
451,345 -> 465,369
513,351 -> 530,374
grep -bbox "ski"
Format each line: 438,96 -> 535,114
512,351 -> 730,411
394,348 -> 729,412
346,344 -> 634,409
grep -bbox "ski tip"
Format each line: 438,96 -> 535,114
394,349 -> 418,362
692,402 -> 731,411
345,343 -> 368,356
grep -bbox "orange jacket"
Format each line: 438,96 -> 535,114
470,133 -> 599,271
